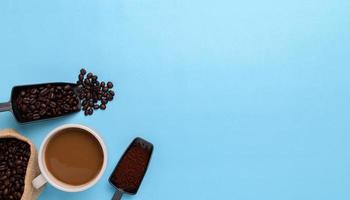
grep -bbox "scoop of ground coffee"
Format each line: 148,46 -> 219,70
109,138 -> 153,194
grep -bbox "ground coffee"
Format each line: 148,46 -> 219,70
110,138 -> 153,194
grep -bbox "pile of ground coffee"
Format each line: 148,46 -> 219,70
0,138 -> 30,200
110,140 -> 152,193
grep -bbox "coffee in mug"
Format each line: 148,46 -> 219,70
32,124 -> 107,192
45,127 -> 104,185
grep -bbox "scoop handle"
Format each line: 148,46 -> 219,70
0,101 -> 11,112
112,189 -> 123,200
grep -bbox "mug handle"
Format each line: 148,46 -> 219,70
32,174 -> 47,189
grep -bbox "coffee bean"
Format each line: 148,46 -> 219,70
107,95 -> 113,101
49,102 -> 56,108
87,72 -> 93,78
39,110 -> 46,116
84,79 -> 90,85
39,88 -> 49,96
0,138 -> 30,200
79,74 -> 84,81
107,82 -> 113,88
100,104 -> 106,110
80,68 -> 87,75
88,108 -> 93,115
93,104 -> 99,109
101,99 -> 108,105
109,90 -> 115,96
30,88 -> 38,95
100,81 -> 105,87
64,85 -> 71,91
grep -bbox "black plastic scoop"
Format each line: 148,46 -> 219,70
109,137 -> 153,200
0,82 -> 80,123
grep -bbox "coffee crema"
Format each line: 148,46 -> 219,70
45,128 -> 104,185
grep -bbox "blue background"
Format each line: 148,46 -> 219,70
1,0 -> 350,199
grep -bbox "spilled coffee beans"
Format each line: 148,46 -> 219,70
0,138 -> 30,200
15,84 -> 80,121
13,68 -> 115,120
76,68 -> 115,116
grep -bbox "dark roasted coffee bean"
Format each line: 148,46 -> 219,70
29,105 -> 36,111
32,114 -> 40,119
84,79 -> 90,85
88,108 -> 93,115
101,99 -> 108,105
48,92 -> 55,99
87,72 -> 93,78
100,104 -> 106,110
64,85 -> 71,91
39,88 -> 49,96
31,88 -> 38,94
86,92 -> 91,99
107,95 -> 113,101
109,90 -> 115,96
100,81 -> 105,87
39,110 -> 46,116
49,101 -> 56,108
80,68 -> 87,75
79,74 -> 84,81
107,82 -> 113,88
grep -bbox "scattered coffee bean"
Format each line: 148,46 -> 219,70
80,68 -> 86,75
107,82 -> 113,89
76,68 -> 115,116
0,138 -> 30,200
87,72 -> 93,79
100,104 -> 106,110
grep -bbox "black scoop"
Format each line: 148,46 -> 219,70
0,82 -> 80,123
109,137 -> 153,200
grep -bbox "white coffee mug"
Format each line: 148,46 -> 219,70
32,124 -> 108,192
